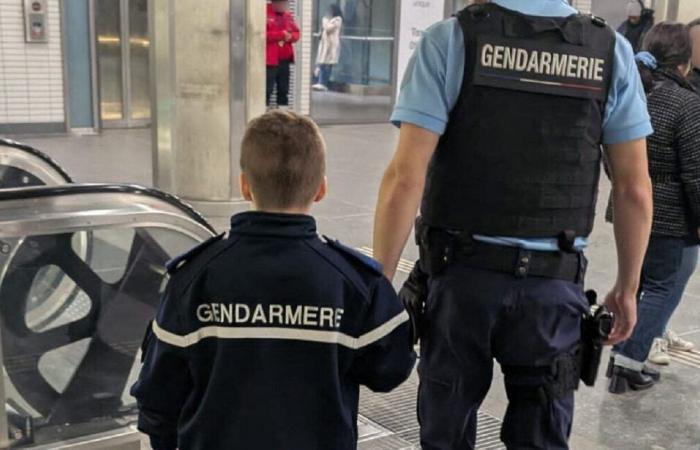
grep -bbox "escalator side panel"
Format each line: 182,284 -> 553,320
0,180 -> 216,447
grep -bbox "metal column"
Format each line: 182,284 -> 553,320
149,0 -> 265,217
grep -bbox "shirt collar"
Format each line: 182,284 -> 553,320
492,0 -> 576,17
230,211 -> 318,239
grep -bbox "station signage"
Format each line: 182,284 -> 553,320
396,0 -> 446,95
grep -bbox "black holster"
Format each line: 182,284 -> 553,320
415,217 -> 472,276
399,261 -> 429,345
580,291 -> 615,386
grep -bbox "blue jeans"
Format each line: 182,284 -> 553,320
614,235 -> 699,364
316,64 -> 333,86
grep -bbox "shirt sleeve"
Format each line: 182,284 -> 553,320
677,95 -> 700,225
391,20 -> 463,136
348,277 -> 416,392
130,282 -> 192,449
602,33 -> 654,145
289,17 -> 300,43
268,28 -> 285,43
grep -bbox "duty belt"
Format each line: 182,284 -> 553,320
415,218 -> 587,284
457,241 -> 587,284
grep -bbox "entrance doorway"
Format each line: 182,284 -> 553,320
95,0 -> 150,128
310,0 -> 397,124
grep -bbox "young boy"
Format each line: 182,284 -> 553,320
131,111 -> 416,450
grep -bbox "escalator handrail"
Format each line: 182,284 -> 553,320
0,183 -> 217,234
0,138 -> 74,183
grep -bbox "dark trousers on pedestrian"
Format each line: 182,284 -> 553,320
419,264 -> 588,450
266,60 -> 291,106
613,235 -> 698,365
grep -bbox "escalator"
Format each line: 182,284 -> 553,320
0,139 -> 72,188
0,142 -> 217,448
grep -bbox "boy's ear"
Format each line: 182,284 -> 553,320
240,173 -> 254,201
314,176 -> 328,203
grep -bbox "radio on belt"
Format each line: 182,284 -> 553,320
23,0 -> 48,43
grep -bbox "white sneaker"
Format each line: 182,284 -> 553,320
648,338 -> 671,365
665,329 -> 695,351
312,84 -> 328,91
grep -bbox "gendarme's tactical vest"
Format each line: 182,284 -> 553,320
421,4 -> 615,238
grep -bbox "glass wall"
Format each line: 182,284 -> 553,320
95,0 -> 151,127
129,0 -> 151,121
310,0 -> 397,124
95,0 -> 124,122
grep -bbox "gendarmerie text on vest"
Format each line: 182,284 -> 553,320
481,43 -> 605,81
197,302 -> 344,329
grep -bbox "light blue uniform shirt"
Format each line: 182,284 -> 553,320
392,0 -> 654,252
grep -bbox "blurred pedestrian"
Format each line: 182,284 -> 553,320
608,23 -> 700,394
313,4 -> 343,91
618,1 -> 654,52
266,0 -> 300,108
689,18 -> 700,92
644,17 -> 700,367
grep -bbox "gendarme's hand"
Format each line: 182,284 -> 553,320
398,262 -> 429,345
603,287 -> 637,345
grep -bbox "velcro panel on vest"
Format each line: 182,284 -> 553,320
474,35 -> 610,101
420,4 -> 615,237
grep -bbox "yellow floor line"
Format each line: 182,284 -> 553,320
668,350 -> 700,368
669,349 -> 700,359
357,247 -> 414,274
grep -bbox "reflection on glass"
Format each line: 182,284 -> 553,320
311,0 -> 396,124
0,166 -> 42,189
1,227 -> 198,446
23,232 -> 90,332
96,0 -> 124,121
85,228 -> 134,284
129,0 -> 151,120
25,265 -> 86,331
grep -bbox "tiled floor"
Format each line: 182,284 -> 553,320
14,126 -> 700,449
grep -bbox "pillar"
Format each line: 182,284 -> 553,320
149,0 -> 265,216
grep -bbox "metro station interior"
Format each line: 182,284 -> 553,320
1,0 -> 700,449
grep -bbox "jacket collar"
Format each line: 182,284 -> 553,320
230,211 -> 317,239
652,68 -> 694,92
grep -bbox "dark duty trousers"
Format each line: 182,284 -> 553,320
266,60 -> 291,106
418,264 -> 588,450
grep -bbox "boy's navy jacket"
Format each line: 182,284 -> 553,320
131,212 -> 416,450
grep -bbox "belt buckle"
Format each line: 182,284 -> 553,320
514,249 -> 532,279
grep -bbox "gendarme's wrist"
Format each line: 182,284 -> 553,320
616,281 -> 639,297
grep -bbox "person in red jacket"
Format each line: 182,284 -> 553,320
267,0 -> 300,107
